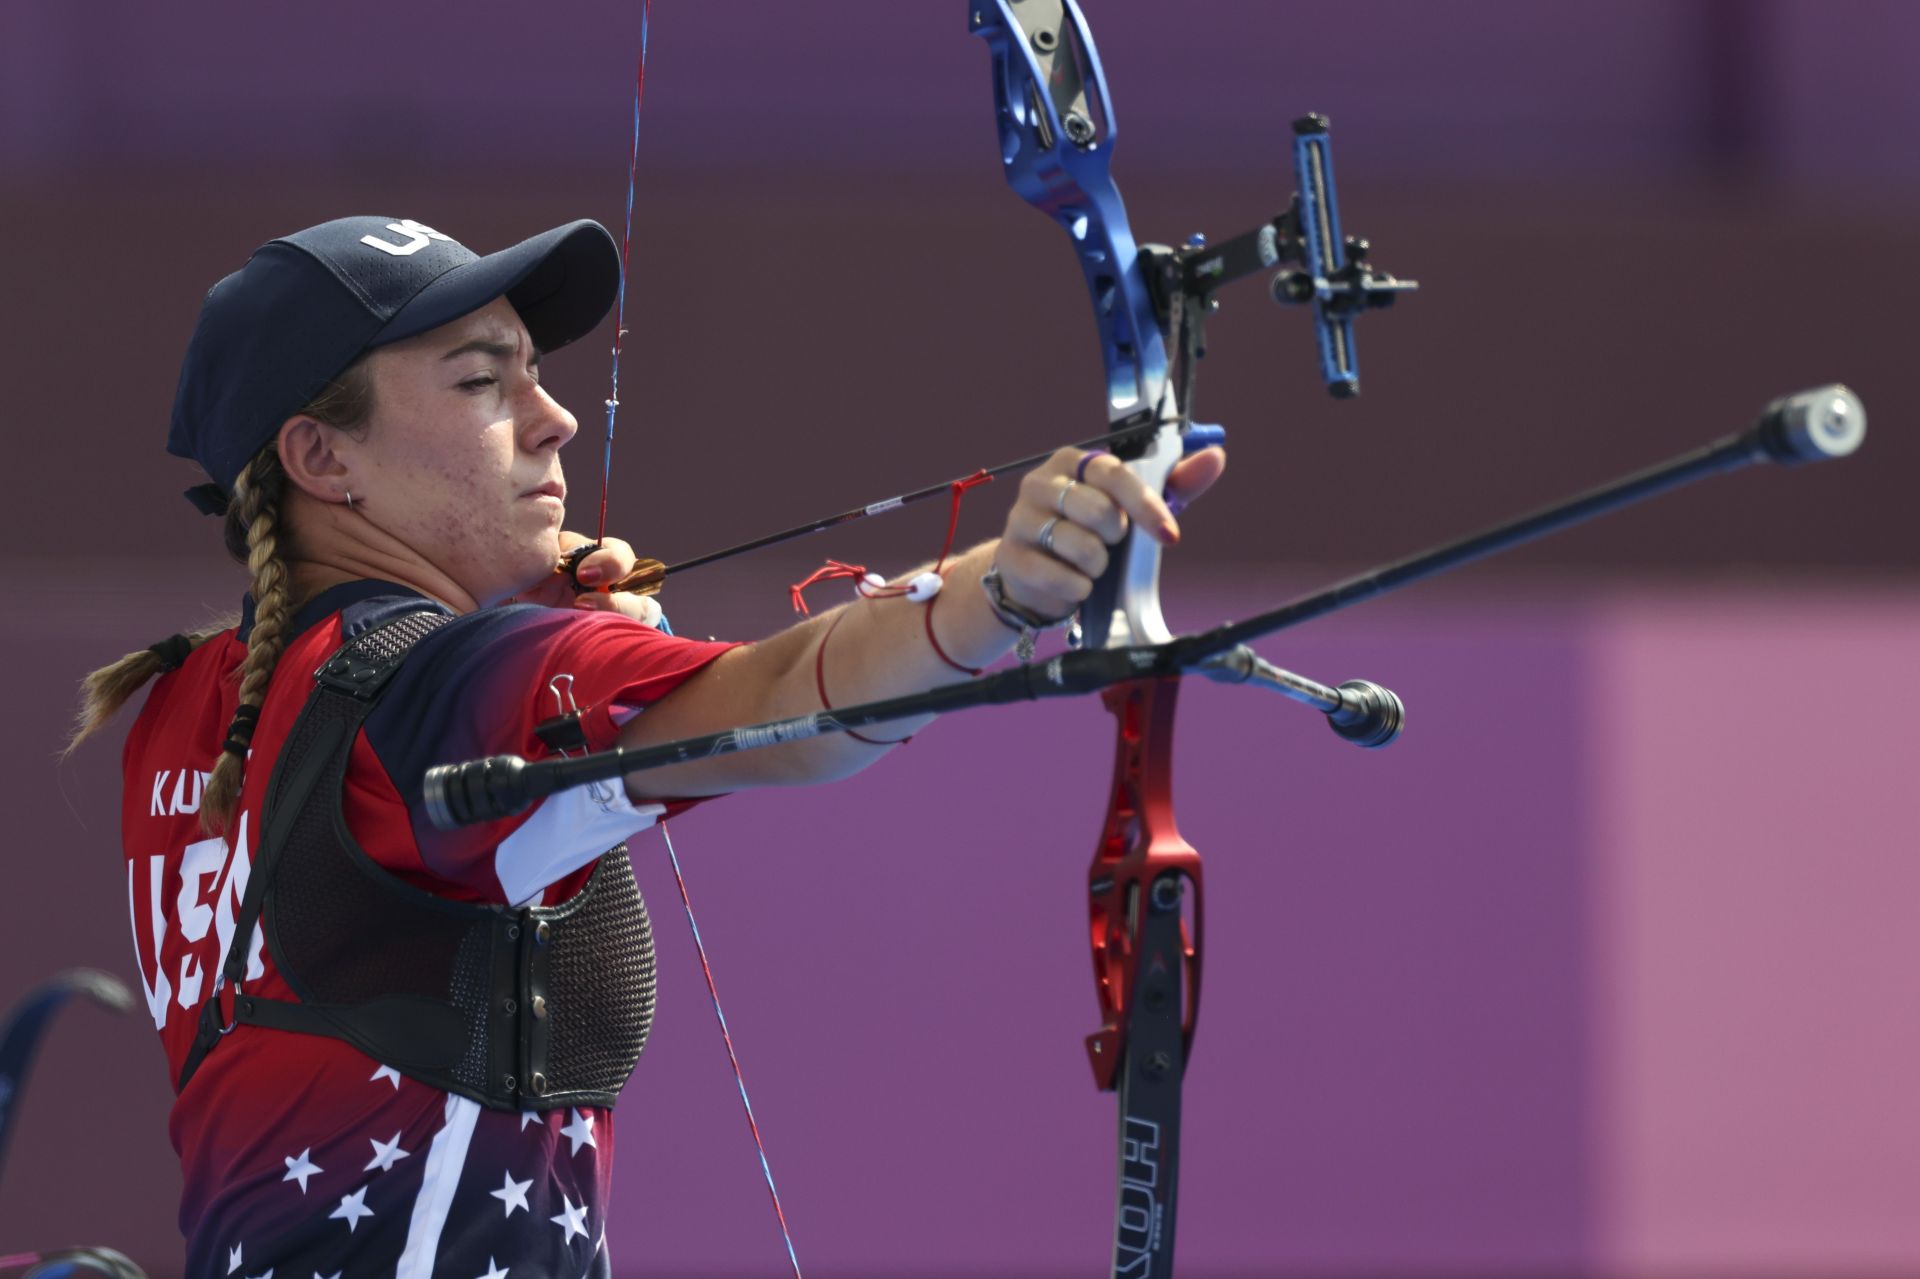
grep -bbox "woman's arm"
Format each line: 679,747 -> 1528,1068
610,444 -> 1226,801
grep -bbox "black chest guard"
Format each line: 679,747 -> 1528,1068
177,609 -> 658,1112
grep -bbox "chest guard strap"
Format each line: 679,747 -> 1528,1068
176,609 -> 658,1112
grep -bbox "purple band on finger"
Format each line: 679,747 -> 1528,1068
1075,451 -> 1105,483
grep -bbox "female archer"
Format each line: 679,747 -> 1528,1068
68,215 -> 1222,1275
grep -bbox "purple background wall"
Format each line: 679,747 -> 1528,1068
1,2 -> 1914,1276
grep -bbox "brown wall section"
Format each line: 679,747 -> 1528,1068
4,172 -> 1912,584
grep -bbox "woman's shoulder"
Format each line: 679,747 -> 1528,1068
401,596 -> 727,685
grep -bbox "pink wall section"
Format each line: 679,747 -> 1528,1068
1592,593 -> 1920,1276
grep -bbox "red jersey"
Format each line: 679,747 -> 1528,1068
121,580 -> 736,1277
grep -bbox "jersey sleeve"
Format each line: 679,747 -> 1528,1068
355,602 -> 740,903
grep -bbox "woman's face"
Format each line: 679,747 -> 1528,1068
340,297 -> 580,604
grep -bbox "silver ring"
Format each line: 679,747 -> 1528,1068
1037,516 -> 1063,557
1054,479 -> 1079,518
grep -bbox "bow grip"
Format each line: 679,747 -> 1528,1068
1086,678 -> 1203,1092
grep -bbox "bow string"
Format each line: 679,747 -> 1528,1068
598,1 -> 647,550
589,7 -> 807,1275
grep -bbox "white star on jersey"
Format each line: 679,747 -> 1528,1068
228,1244 -> 243,1274
490,1170 -> 532,1217
365,1131 -> 411,1173
520,1110 -> 538,1131
330,1185 -> 373,1232
476,1260 -> 509,1279
282,1148 -> 322,1193
370,1064 -> 403,1089
315,1273 -> 341,1279
559,1108 -> 596,1156
550,1194 -> 589,1244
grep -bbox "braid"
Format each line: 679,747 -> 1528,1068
201,448 -> 294,835
69,356 -> 375,831
64,626 -> 234,758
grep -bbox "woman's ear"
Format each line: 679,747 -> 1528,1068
276,414 -> 352,505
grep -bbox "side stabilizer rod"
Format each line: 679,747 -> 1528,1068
1194,647 -> 1403,748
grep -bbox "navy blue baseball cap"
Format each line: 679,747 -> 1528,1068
168,215 -> 621,513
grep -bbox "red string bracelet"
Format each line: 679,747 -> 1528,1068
923,576 -> 982,675
814,608 -> 913,746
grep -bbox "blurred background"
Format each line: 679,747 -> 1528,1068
2,1 -> 1915,1275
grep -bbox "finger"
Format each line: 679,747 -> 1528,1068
1075,452 -> 1180,545
1014,505 -> 1110,580
1165,446 -> 1227,506
629,594 -> 664,627
1033,445 -> 1091,481
1021,467 -> 1127,545
571,537 -> 638,587
996,540 -> 1093,619
1051,472 -> 1129,545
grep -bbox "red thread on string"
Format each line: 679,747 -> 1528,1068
596,1 -> 652,548
788,561 -> 874,617
604,13 -> 803,1276
786,469 -> 995,614
658,822 -> 805,1279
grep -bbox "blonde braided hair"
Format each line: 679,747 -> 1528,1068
195,449 -> 294,832
68,360 -> 375,834
65,624 -> 235,761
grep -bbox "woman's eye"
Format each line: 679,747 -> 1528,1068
459,375 -> 498,392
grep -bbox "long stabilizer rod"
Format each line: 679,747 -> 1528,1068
1177,385 -> 1863,663
424,386 -> 1863,829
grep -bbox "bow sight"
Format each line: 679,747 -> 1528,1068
1157,113 -> 1420,398
972,1 -> 1415,408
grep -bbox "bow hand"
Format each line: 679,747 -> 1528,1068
993,445 -> 1226,626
